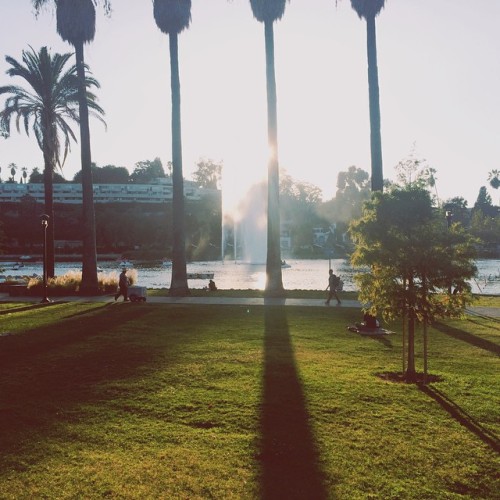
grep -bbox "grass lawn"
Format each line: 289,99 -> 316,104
0,301 -> 498,498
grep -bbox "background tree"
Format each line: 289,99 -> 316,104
488,169 -> 500,190
153,0 -> 191,296
30,166 -> 67,184
473,186 -> 496,217
8,162 -> 17,182
249,0 -> 288,296
350,187 -> 477,382
33,0 -> 110,294
442,197 -> 469,227
129,158 -> 165,183
0,46 -> 103,277
318,166 -> 371,251
350,0 -> 385,192
192,158 -> 222,189
74,163 -> 129,184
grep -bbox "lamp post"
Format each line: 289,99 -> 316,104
40,214 -> 51,303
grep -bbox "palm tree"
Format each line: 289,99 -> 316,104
153,0 -> 191,296
33,0 -> 110,295
488,169 -> 500,207
351,0 -> 386,192
9,162 -> 17,182
249,0 -> 287,297
488,169 -> 500,190
0,46 -> 104,278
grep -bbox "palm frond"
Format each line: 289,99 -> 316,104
350,0 -> 386,20
153,0 -> 192,35
249,0 -> 288,23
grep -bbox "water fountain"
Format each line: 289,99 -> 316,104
223,182 -> 267,264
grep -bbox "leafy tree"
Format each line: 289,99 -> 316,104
249,0 -> 288,296
350,0 -> 385,192
33,0 -> 110,294
0,46 -> 103,277
470,210 -> 500,256
30,166 -> 66,184
279,170 -> 326,252
74,163 -> 129,184
318,166 -> 371,251
350,187 -> 477,382
473,186 -> 496,217
129,158 -> 165,183
442,197 -> 469,227
153,0 -> 191,296
192,158 -> 222,189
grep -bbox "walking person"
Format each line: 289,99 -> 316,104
325,269 -> 341,306
115,268 -> 130,302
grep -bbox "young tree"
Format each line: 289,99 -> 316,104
249,0 -> 288,296
153,0 -> 191,296
0,46 -> 103,277
350,187 -> 477,382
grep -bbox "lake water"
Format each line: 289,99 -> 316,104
3,258 -> 500,295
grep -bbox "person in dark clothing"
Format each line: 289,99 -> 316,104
208,279 -> 217,291
115,268 -> 130,302
325,269 -> 341,305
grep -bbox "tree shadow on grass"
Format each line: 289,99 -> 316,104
0,304 -> 157,469
433,322 -> 500,356
419,384 -> 500,453
258,307 -> 328,500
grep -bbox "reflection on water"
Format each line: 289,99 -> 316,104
3,258 -> 499,295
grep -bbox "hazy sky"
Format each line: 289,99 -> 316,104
0,0 -> 499,211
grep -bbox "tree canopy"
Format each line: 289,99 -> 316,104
350,186 -> 477,381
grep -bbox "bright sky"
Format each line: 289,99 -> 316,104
0,0 -> 499,211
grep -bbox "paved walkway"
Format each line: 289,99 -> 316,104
1,292 -> 499,319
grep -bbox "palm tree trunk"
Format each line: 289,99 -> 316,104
366,15 -> 383,192
264,20 -> 284,297
169,32 -> 189,296
42,151 -> 55,278
74,41 -> 99,295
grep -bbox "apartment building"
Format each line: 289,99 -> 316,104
0,178 -> 216,204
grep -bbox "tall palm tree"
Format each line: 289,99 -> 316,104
351,0 -> 386,192
249,0 -> 287,297
33,0 -> 110,295
0,46 -> 104,278
153,0 -> 191,296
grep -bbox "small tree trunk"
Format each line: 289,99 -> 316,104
405,311 -> 417,382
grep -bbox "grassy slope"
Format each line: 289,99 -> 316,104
0,302 -> 498,498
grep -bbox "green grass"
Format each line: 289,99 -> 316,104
0,302 -> 498,498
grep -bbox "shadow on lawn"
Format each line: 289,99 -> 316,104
433,322 -> 500,356
419,385 -> 500,453
258,307 -> 328,499
0,304 -> 155,468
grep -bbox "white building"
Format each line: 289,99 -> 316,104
0,178 -> 216,204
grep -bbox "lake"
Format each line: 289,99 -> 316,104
3,258 -> 499,295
